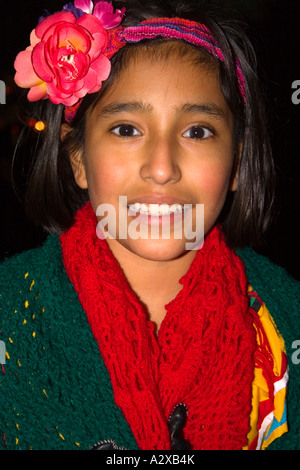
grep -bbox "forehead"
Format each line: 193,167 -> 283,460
123,39 -> 218,69
113,40 -> 220,92
89,40 -> 231,121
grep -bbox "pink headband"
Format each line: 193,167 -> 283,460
14,1 -> 246,124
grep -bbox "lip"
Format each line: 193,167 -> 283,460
127,207 -> 188,228
126,194 -> 193,229
127,194 -> 191,206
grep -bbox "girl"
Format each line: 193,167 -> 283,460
1,0 -> 299,451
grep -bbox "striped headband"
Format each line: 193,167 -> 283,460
66,18 -> 246,121
14,2 -> 246,123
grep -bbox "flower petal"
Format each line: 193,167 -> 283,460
35,11 -> 76,39
46,81 -> 73,102
75,69 -> 99,97
56,24 -> 91,53
66,55 -> 110,100
29,29 -> 40,48
48,87 -> 80,106
94,1 -> 113,15
77,13 -> 106,37
77,15 -> 108,59
74,0 -> 93,13
27,82 -> 48,101
88,30 -> 108,60
14,50 -> 42,88
93,2 -> 125,28
89,54 -> 111,83
32,41 -> 54,82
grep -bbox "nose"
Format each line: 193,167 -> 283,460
140,136 -> 182,184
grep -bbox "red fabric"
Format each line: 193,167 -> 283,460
60,202 -> 257,450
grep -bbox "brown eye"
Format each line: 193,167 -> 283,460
183,126 -> 213,139
111,124 -> 141,137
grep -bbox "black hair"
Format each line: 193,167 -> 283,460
13,0 -> 276,248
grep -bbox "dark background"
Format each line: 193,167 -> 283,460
0,0 -> 299,279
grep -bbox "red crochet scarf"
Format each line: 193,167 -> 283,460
60,202 -> 257,450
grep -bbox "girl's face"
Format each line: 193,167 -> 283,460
72,48 -> 238,262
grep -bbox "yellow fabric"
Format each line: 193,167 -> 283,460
244,288 -> 288,450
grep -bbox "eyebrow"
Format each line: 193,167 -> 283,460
96,100 -> 226,120
179,103 -> 226,120
97,101 -> 153,119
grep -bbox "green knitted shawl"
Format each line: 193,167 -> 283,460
0,235 -> 299,450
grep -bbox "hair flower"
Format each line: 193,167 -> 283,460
74,0 -> 126,29
14,2 -> 125,107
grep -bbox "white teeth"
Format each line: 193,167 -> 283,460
159,204 -> 171,215
149,204 -> 160,216
140,203 -> 148,212
128,202 -> 185,216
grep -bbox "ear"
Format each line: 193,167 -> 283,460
228,142 -> 242,191
61,124 -> 88,189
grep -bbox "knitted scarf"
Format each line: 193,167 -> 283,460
60,202 -> 257,450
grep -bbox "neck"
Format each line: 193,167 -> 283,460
106,239 -> 197,330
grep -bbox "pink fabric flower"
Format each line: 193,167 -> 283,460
14,10 -> 113,106
75,0 -> 126,28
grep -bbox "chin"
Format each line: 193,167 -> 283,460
119,238 -> 193,262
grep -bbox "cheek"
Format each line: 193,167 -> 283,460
189,160 -> 233,235
191,159 -> 233,203
84,150 -> 129,208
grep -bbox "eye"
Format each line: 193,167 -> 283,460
110,124 -> 142,137
183,126 -> 214,140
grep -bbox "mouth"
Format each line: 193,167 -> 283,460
128,202 -> 189,217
